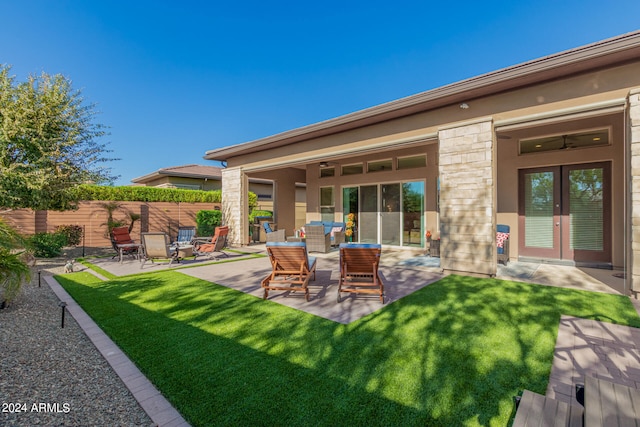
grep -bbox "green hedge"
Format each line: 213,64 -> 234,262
71,185 -> 222,203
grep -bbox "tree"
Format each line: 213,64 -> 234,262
0,64 -> 116,307
0,64 -> 117,211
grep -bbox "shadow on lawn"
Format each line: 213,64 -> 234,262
57,273 -> 640,426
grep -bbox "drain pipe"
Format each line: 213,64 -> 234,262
624,97 -> 632,297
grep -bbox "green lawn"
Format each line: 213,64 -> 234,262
56,271 -> 640,426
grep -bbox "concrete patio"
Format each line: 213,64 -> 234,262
85,244 -> 631,313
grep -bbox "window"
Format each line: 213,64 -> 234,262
397,155 -> 426,170
367,159 -> 393,173
320,186 -> 334,222
320,167 -> 335,178
342,163 -> 363,176
172,183 -> 202,190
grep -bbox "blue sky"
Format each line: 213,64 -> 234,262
2,1 -> 639,185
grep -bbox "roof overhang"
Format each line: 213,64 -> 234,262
204,31 -> 640,162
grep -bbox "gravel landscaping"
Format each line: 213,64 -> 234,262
0,248 -> 154,427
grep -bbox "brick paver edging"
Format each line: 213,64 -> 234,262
45,275 -> 190,427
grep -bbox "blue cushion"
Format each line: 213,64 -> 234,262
339,243 -> 381,249
266,241 -> 313,269
263,222 -> 273,233
267,241 -> 306,248
497,224 -> 510,233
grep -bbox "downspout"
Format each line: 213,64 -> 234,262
624,99 -> 630,296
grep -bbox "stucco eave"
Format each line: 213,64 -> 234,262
204,30 -> 640,162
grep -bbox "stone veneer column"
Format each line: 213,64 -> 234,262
221,167 -> 249,247
630,89 -> 640,294
438,119 -> 496,276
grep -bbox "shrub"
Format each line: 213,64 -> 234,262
196,210 -> 222,237
0,248 -> 31,307
28,232 -> 68,258
248,191 -> 257,212
249,210 -> 273,223
55,225 -> 83,246
0,219 -> 31,307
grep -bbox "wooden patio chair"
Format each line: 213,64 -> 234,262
193,225 -> 229,260
337,243 -> 385,303
261,241 -> 317,302
140,232 -> 179,269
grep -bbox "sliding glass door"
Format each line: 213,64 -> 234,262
359,185 -> 378,243
342,181 -> 425,247
402,182 -> 424,247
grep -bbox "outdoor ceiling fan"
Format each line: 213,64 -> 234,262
557,134 -> 580,150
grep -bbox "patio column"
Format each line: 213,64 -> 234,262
221,167 -> 249,246
438,119 -> 496,277
270,168 -> 305,237
630,89 -> 640,294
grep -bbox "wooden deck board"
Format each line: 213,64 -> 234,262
585,376 -> 640,427
514,390 -> 584,427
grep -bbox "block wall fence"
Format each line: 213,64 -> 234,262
1,201 -> 221,248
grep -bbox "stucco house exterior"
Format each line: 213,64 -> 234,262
131,164 -> 275,200
204,31 -> 640,294
131,164 -> 308,229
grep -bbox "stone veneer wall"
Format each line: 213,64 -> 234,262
630,90 -> 640,293
438,120 -> 496,276
221,167 -> 249,246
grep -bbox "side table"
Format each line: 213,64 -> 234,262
429,239 -> 440,257
117,243 -> 143,264
176,245 -> 194,258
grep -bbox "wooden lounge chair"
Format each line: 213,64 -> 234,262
261,241 -> 317,301
337,243 -> 385,303
193,226 -> 229,260
140,232 -> 179,268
